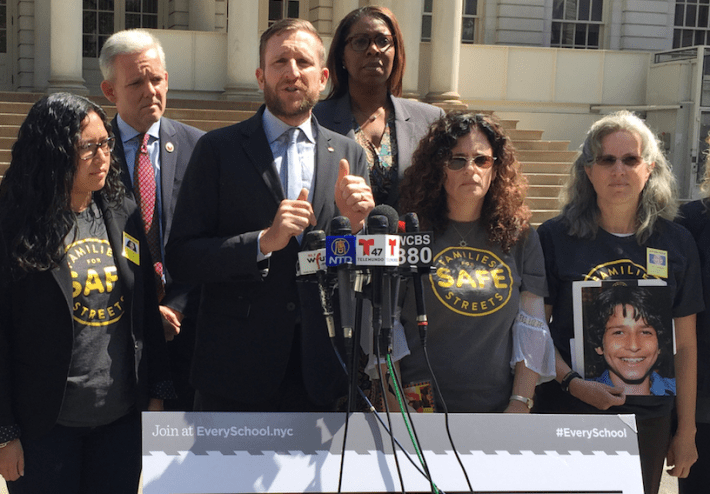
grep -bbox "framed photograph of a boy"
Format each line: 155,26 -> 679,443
572,279 -> 675,397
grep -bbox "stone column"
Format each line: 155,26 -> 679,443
222,0 -> 261,100
332,0 -> 359,29
425,0 -> 465,109
387,0 -> 423,99
189,0 -> 216,31
45,0 -> 87,94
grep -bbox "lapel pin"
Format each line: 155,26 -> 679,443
327,146 -> 334,153
165,142 -> 175,153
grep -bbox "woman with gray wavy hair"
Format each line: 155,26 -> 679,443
536,110 -> 701,494
558,110 -> 677,242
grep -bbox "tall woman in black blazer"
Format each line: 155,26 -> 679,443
313,5 -> 443,211
0,93 -> 172,493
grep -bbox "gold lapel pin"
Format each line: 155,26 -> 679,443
327,146 -> 334,153
165,142 -> 175,153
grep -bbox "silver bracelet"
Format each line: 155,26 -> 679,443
0,440 -> 13,448
509,394 -> 533,410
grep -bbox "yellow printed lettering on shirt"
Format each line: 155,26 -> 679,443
71,270 -> 81,297
104,266 -> 118,292
84,269 -> 105,295
436,267 -> 454,288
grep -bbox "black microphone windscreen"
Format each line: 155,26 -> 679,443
303,230 -> 326,250
330,216 -> 351,236
367,214 -> 389,234
369,204 -> 399,234
403,213 -> 420,233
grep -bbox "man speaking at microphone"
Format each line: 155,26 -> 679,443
166,18 -> 374,412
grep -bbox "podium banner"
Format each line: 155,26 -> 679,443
142,412 -> 643,493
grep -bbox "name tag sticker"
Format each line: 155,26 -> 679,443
647,248 -> 667,278
123,232 -> 140,266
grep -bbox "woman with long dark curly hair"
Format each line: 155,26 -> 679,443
0,93 -> 172,493
376,111 -> 554,413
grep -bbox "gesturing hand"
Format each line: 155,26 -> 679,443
335,159 -> 374,233
260,188 -> 316,255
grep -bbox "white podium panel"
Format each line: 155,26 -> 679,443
142,412 -> 643,493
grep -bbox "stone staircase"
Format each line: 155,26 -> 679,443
502,121 -> 573,226
0,92 -> 573,226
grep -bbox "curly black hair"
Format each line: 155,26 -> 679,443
399,111 -> 530,253
0,92 -> 124,274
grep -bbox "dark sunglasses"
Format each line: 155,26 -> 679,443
594,154 -> 644,167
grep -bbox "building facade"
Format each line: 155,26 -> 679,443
1,0 -> 709,197
0,1 -> 704,96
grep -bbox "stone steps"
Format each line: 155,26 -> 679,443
0,125 -> 19,138
517,149 -> 578,162
0,92 -> 573,227
515,139 -> 570,151
530,208 -> 560,226
507,129 -> 544,140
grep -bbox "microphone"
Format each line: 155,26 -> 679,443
403,213 -> 429,344
296,230 -> 327,276
371,205 -> 399,235
303,230 -> 336,339
365,206 -> 400,356
357,205 -> 400,267
326,217 -> 357,268
330,217 -> 356,343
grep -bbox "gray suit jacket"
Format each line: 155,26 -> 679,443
313,93 -> 444,210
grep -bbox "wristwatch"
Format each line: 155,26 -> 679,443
560,370 -> 582,393
509,394 -> 533,410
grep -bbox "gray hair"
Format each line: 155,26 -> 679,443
559,110 -> 677,244
99,29 -> 166,81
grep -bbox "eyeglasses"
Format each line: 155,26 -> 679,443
446,155 -> 497,170
594,154 -> 644,167
77,137 -> 115,161
346,34 -> 393,52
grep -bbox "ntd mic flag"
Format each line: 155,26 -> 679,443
326,235 -> 357,266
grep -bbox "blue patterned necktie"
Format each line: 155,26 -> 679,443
282,127 -> 300,200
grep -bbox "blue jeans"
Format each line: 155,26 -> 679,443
7,410 -> 141,494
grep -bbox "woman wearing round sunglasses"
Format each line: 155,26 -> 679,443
536,110 -> 700,494
313,5 -> 443,211
373,111 -> 554,414
0,93 -> 173,493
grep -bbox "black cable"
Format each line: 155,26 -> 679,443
326,335 -> 431,482
386,353 -> 438,494
374,322 -> 406,494
421,339 -> 473,492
